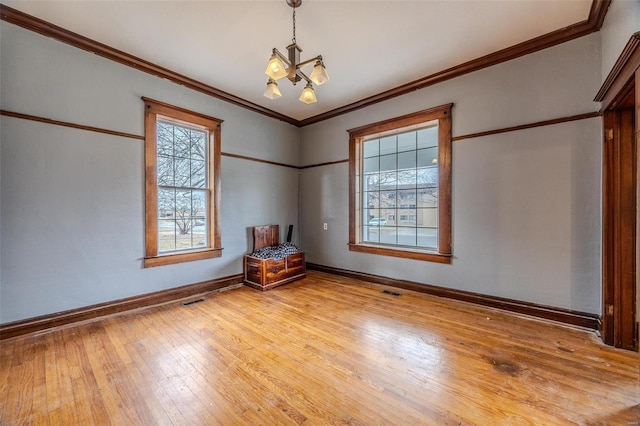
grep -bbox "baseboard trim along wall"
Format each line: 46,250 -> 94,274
1,266 -> 601,340
307,263 -> 601,331
0,274 -> 244,340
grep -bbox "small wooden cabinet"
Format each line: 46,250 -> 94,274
243,225 -> 306,291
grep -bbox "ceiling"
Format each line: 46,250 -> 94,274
5,0 -> 593,122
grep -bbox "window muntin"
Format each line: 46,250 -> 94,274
348,104 -> 452,264
143,98 -> 223,267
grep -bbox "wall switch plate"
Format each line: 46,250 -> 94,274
323,223 -> 328,230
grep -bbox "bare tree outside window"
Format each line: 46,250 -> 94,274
157,120 -> 208,252
143,97 -> 222,268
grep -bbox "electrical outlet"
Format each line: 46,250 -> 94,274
323,223 -> 328,230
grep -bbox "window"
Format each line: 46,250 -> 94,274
348,104 -> 452,264
143,98 -> 223,267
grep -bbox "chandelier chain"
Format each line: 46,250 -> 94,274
292,5 -> 296,44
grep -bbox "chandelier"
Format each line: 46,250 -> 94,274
263,0 -> 329,104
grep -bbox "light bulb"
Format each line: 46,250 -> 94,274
265,53 -> 288,80
299,83 -> 317,104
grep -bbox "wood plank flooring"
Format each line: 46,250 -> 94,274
1,271 -> 638,425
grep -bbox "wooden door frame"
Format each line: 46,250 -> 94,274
595,33 -> 640,350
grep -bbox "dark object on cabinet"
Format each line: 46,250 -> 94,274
244,225 -> 306,291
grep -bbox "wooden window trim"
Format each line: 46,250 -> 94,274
143,97 -> 223,267
348,103 -> 453,264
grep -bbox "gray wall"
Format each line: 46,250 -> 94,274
600,0 -> 640,82
0,23 -> 300,323
299,33 -> 603,314
4,2 -> 637,323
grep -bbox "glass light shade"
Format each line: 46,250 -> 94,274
309,62 -> 329,86
299,84 -> 317,104
265,54 -> 288,80
263,80 -> 282,100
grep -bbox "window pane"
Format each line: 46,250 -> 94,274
191,160 -> 206,188
380,191 -> 396,208
418,228 -> 438,249
175,223 -> 194,250
418,188 -> 438,208
192,190 -> 207,223
380,136 -> 396,155
387,212 -> 396,224
193,222 -> 206,248
417,126 -> 438,149
397,169 -> 416,187
398,189 -> 416,207
398,150 -> 416,170
379,171 -> 397,189
174,126 -> 190,158
158,219 -> 176,252
191,188 -> 207,248
381,208 -> 395,223
363,226 -> 379,243
402,209 -> 417,225
158,188 -> 175,219
397,227 -> 417,246
157,155 -> 174,186
190,130 -> 206,161
365,192 -> 379,209
364,173 -> 380,191
418,147 -> 439,167
174,158 -> 190,187
417,167 -> 438,188
363,139 -> 379,158
158,188 -> 177,253
365,208 -> 379,224
380,226 -> 397,244
157,122 -> 174,156
397,131 -> 416,152
380,153 -> 397,172
418,208 -> 438,228
364,157 -> 379,173
175,190 -> 192,236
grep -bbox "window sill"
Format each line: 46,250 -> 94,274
348,243 -> 451,264
144,247 -> 223,268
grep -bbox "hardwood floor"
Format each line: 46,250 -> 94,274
1,271 -> 638,425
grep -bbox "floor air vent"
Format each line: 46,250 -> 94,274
382,290 -> 401,297
182,298 -> 205,306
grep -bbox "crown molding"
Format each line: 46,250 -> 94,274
0,4 -> 298,126
594,32 -> 640,109
1,1 -> 610,128
299,0 -> 611,126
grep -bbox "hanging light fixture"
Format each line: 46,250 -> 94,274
264,79 -> 283,100
263,0 -> 329,104
299,83 -> 317,104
